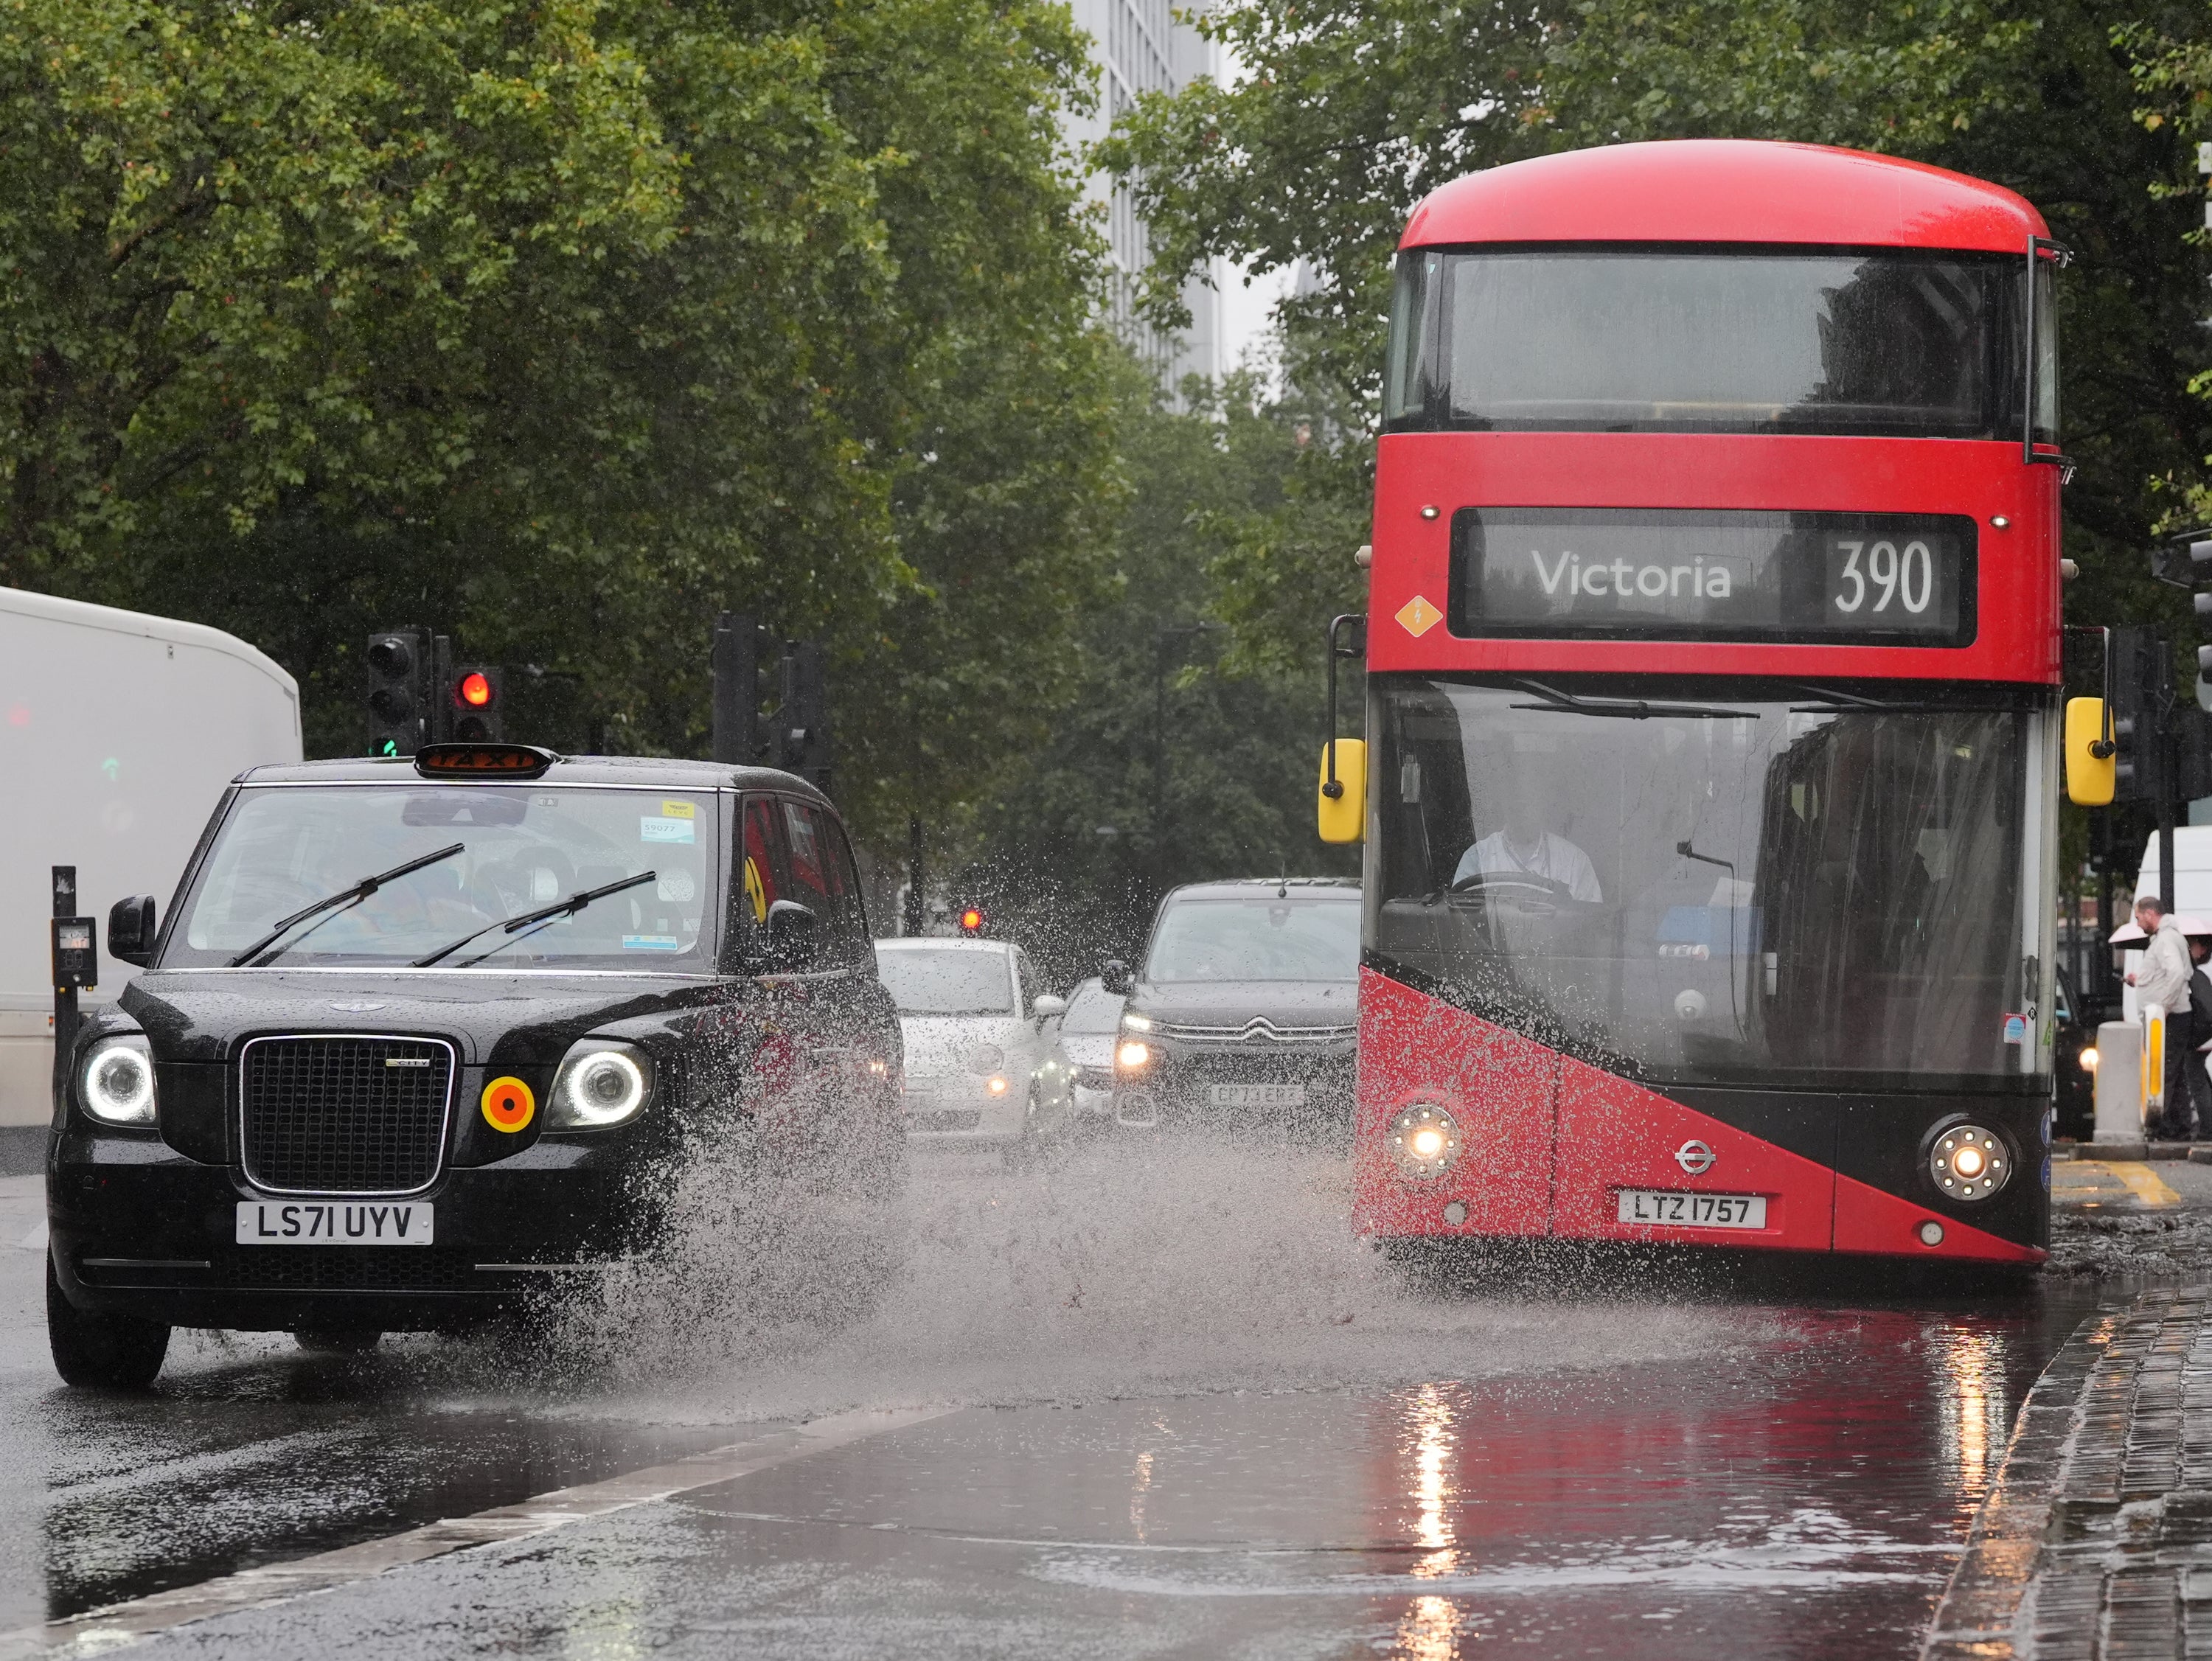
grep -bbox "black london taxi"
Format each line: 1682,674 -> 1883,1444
46,744 -> 902,1387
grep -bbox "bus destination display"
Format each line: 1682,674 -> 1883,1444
1449,508 -> 1976,645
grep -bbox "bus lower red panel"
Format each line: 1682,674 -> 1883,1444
1356,967 -> 2046,1264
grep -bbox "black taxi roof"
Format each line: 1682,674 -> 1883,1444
231,753 -> 831,804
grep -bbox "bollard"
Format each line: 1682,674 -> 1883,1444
2094,1019 -> 2143,1143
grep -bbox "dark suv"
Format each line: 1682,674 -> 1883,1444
1105,879 -> 1360,1135
46,744 -> 901,1387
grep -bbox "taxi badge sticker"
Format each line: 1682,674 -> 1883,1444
481,1076 -> 535,1133
660,799 -> 695,819
743,855 -> 768,923
1396,594 -> 1442,637
641,815 -> 695,844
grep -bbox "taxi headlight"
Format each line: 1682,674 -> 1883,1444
548,1040 -> 654,1129
1929,1124 -> 2011,1202
80,1035 -> 156,1125
1390,1102 -> 1461,1181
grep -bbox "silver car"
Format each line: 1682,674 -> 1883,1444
1058,976 -> 1124,1123
875,938 -> 1074,1153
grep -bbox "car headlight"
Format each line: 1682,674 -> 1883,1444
1389,1102 -> 1461,1180
1929,1124 -> 2011,1201
967,1043 -> 1005,1074
1120,1012 -> 1153,1034
80,1035 -> 156,1126
1116,1040 -> 1152,1070
2079,1045 -> 2098,1071
547,1040 -> 654,1129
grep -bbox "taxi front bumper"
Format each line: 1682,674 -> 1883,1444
47,1124 -> 664,1332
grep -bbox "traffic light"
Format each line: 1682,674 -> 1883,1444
2108,626 -> 2163,804
777,640 -> 830,791
956,905 -> 985,936
364,629 -> 429,756
447,665 -> 504,743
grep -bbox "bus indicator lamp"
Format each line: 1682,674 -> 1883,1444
1918,1220 -> 1945,1247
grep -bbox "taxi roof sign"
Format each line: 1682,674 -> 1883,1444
412,742 -> 557,779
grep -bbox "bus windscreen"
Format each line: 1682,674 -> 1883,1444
1450,508 -> 1976,645
1385,248 -> 2046,441
1369,678 -> 2044,1092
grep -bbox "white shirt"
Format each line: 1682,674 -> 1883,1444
1454,831 -> 1603,902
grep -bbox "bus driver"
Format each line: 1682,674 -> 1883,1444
1455,772 -> 1604,903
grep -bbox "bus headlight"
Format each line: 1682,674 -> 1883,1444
1929,1124 -> 2010,1201
1390,1102 -> 1461,1180
548,1040 -> 654,1129
80,1035 -> 156,1125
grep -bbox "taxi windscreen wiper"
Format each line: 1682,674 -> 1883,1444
1507,678 -> 1761,721
414,870 -> 657,968
229,844 -> 467,968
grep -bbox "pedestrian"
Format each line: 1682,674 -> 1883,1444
2127,896 -> 2196,1139
2185,919 -> 2212,1140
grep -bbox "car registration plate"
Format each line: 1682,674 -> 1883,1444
1208,1082 -> 1307,1108
235,1199 -> 434,1246
1615,1189 -> 1767,1230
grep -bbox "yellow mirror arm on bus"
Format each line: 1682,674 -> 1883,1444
1318,738 -> 1367,843
2065,695 -> 2115,807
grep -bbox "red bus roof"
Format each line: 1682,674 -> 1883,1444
1401,140 -> 2046,255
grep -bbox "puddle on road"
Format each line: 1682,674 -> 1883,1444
12,1129 -> 2138,1646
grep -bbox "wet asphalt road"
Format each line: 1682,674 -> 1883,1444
0,1148 -> 2159,1659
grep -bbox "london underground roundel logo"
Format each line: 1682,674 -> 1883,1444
482,1075 -> 536,1132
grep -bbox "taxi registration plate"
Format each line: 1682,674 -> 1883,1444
235,1200 -> 434,1246
1615,1189 -> 1767,1230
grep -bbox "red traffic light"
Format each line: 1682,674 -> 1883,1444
458,671 -> 493,708
958,907 -> 984,934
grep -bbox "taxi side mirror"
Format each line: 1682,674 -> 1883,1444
108,896 -> 157,968
2065,697 -> 2116,807
766,899 -> 820,969
1317,739 -> 1367,844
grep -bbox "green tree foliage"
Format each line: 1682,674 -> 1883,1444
1105,0 -> 2212,663
0,0 -> 1118,848
974,363 -> 1358,980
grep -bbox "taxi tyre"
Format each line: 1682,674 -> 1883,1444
47,1257 -> 169,1390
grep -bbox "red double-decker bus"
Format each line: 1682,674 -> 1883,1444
1330,140 -> 2066,1266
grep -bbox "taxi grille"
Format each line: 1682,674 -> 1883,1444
215,1247 -> 476,1294
240,1035 -> 453,1195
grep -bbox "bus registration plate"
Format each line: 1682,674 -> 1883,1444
236,1201 -> 434,1246
1208,1083 -> 1307,1109
1615,1190 -> 1766,1230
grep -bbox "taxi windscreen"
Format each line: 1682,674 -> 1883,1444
166,786 -> 719,969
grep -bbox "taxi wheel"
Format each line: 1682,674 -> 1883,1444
46,1259 -> 169,1390
295,1329 -> 383,1355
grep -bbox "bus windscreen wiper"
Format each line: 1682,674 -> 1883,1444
1787,681 -> 2004,715
1507,678 -> 1760,721
229,843 -> 467,968
414,870 -> 657,968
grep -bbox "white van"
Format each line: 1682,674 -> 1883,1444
1,588 -> 300,1128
